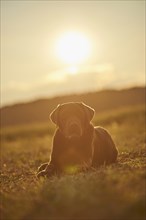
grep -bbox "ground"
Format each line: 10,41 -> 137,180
1,105 -> 146,220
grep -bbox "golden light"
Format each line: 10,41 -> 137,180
68,66 -> 78,75
56,31 -> 91,65
64,165 -> 79,174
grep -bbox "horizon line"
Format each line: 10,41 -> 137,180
1,84 -> 145,109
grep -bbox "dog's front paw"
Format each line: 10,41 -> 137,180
38,163 -> 48,172
37,170 -> 47,178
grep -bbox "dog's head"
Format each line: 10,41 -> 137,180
50,102 -> 95,140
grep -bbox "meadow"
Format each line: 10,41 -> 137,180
1,105 -> 146,220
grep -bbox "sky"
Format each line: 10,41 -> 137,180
1,0 -> 145,106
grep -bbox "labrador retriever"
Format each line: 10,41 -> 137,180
37,102 -> 118,177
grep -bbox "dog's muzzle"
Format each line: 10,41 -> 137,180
67,122 -> 82,140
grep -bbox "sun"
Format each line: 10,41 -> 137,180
56,31 -> 91,65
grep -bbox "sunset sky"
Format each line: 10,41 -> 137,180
1,1 -> 145,106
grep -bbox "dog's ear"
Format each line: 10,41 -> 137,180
81,103 -> 95,122
50,104 -> 61,125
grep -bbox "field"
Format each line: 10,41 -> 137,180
1,105 -> 146,220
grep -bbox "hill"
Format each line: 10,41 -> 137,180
0,86 -> 145,127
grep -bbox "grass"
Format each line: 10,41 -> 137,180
1,105 -> 146,220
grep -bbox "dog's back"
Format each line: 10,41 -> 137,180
92,126 -> 118,167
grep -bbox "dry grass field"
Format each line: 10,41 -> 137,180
1,105 -> 145,220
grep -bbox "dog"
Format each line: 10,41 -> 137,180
37,102 -> 118,177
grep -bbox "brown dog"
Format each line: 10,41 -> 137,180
37,102 -> 118,177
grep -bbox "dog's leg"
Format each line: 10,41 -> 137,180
37,163 -> 56,178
